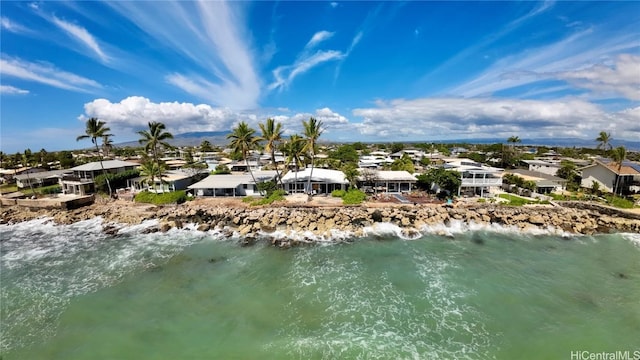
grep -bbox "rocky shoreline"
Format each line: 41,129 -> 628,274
2,200 -> 639,247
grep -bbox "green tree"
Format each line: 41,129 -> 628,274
102,134 -> 114,158
302,117 -> 324,194
58,151 -> 75,168
200,140 -> 214,153
595,131 -> 612,155
390,143 -> 404,153
611,146 -> 626,195
138,122 -> 174,190
282,135 -> 305,192
77,117 -> 113,196
341,163 -> 359,189
139,159 -> 166,191
390,153 -> 415,173
329,144 -> 359,165
227,122 -> 259,191
417,168 -> 461,195
258,118 -> 284,186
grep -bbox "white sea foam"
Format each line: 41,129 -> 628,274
621,233 -> 640,248
0,217 -> 209,353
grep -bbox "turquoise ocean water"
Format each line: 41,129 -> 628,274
1,217 -> 639,359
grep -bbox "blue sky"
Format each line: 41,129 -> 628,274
1,1 -> 639,153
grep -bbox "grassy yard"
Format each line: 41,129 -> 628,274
498,193 -> 549,206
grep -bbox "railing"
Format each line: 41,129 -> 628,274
461,178 -> 502,186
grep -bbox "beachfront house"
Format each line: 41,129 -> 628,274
281,168 -> 348,195
522,159 -> 562,177
357,170 -> 417,193
505,169 -> 567,194
580,160 -> 640,194
444,159 -> 503,197
15,169 -> 71,189
127,169 -> 208,193
60,160 -> 138,196
188,171 -> 277,197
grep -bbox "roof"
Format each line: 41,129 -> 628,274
281,168 -> 348,184
582,160 -> 640,176
188,171 -> 277,189
523,160 -> 561,167
359,170 -> 417,182
71,160 -> 139,172
14,169 -> 71,180
506,169 -> 567,183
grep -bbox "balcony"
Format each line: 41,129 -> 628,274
461,177 -> 502,187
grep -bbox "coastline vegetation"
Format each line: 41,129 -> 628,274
134,190 -> 187,205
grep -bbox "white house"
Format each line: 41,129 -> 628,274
15,169 -> 71,189
188,171 -> 277,197
580,160 -> 640,194
127,169 -> 208,193
357,170 -> 417,193
281,168 -> 348,194
60,160 -> 139,195
522,159 -> 562,176
505,169 -> 567,194
444,159 -> 503,197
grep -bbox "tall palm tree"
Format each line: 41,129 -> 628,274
102,134 -> 114,158
227,122 -> 259,192
138,121 -> 174,190
302,117 -> 324,194
77,117 -> 113,196
258,118 -> 284,186
595,131 -> 612,155
611,146 -> 626,196
283,135 -> 305,193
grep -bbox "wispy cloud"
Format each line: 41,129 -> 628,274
450,26 -> 640,98
1,16 -> 31,34
0,55 -> 101,92
554,54 -> 640,100
269,30 -> 346,91
106,0 -> 260,110
305,30 -> 335,50
0,85 -> 30,95
50,16 -> 109,63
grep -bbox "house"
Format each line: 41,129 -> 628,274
358,153 -> 394,169
281,168 -> 348,194
15,169 -> 71,189
505,169 -> 567,194
357,170 -> 417,193
188,171 -> 277,197
443,159 -> 503,197
522,159 -> 562,176
580,160 -> 640,194
127,169 -> 208,193
60,160 -> 139,195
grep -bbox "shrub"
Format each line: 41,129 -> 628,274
342,189 -> 367,205
40,184 -> 62,194
331,189 -> 346,198
257,180 -> 278,197
134,190 -> 187,205
605,195 -> 634,209
251,189 -> 286,206
95,169 -> 140,193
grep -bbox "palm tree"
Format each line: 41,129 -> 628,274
341,164 -> 359,189
21,153 -> 37,197
138,121 -> 174,190
283,135 -> 305,193
258,118 -> 284,186
611,146 -> 626,196
139,159 -> 166,192
77,117 -> 113,196
227,122 -> 259,192
102,135 -> 114,158
595,131 -> 612,155
302,117 -> 324,194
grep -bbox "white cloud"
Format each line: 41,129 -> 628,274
0,85 -> 29,95
305,31 -> 335,50
81,96 -> 248,135
0,56 -> 101,92
106,1 -> 260,110
269,29 -> 346,91
1,17 -> 30,34
554,54 -> 640,100
51,16 -> 109,63
351,97 -> 640,141
330,2 -> 338,8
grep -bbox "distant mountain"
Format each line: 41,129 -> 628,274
115,130 -> 232,148
404,137 -> 640,151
